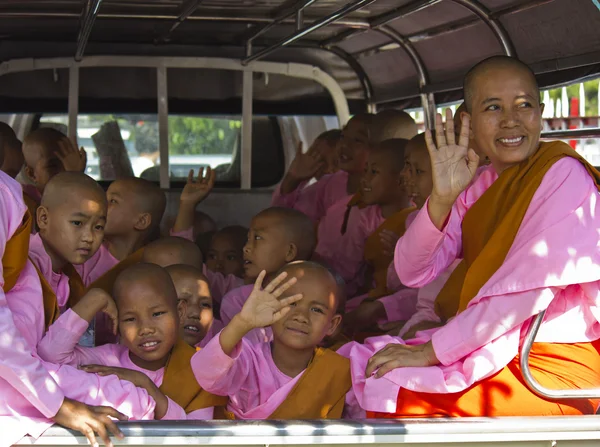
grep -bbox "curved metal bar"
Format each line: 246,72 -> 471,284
242,0 -> 378,65
520,310 -> 600,399
449,0 -> 516,57
376,25 -> 435,127
312,43 -> 376,112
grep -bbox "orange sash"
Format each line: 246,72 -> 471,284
364,207 -> 415,299
23,193 -> 39,233
434,141 -> 600,321
2,210 -> 32,292
160,338 -> 228,412
222,347 -> 351,419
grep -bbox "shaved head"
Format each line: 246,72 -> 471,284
22,127 -> 65,168
279,260 -> 344,314
114,262 -> 178,308
372,110 -> 418,143
142,236 -> 203,269
255,207 -> 316,260
114,177 -> 166,232
464,56 -> 539,113
165,263 -> 208,284
41,171 -> 106,210
373,138 -> 409,172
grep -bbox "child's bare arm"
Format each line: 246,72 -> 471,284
72,288 -> 118,335
173,167 -> 216,234
219,271 -> 302,355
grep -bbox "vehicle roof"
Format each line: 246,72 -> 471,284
0,0 -> 599,114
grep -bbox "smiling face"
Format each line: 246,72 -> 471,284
167,265 -> 214,347
115,265 -> 180,371
338,115 -> 372,174
271,264 -> 342,351
361,143 -> 406,207
466,61 -> 544,173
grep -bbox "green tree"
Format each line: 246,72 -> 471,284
168,116 -> 241,155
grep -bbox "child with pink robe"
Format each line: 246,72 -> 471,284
38,264 -> 219,420
218,207 -> 317,344
193,263 -> 363,419
0,170 -> 153,447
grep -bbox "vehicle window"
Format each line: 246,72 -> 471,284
37,114 -> 243,184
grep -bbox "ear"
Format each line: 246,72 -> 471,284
25,165 -> 36,184
285,242 -> 299,262
36,205 -> 49,231
133,213 -> 152,232
326,314 -> 343,337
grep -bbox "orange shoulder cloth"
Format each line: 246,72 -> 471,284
221,347 -> 351,420
2,209 -> 32,293
364,206 -> 416,299
435,141 -> 600,321
160,338 -> 228,412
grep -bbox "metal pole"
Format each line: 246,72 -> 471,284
520,310 -> 600,400
158,0 -> 205,42
67,66 -> 79,141
241,70 -> 253,190
75,0 -> 103,61
242,0 -> 378,65
157,65 -> 170,189
377,25 -> 436,128
243,0 -> 318,45
296,9 -> 304,30
450,0 -> 516,57
541,128 -> 600,139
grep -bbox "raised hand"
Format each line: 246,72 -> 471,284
425,108 -> 479,207
52,398 -> 126,447
56,137 -> 87,172
238,271 -> 303,329
180,166 -> 216,205
289,141 -> 325,182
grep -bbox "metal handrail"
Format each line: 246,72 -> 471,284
519,310 -> 600,400
541,128 -> 600,140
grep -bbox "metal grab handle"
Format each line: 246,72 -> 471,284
519,310 -> 600,400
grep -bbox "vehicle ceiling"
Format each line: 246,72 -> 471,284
0,0 -> 599,114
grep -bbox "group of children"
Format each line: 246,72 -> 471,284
2,55 -> 600,447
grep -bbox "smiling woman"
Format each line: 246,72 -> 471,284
341,56 -> 600,418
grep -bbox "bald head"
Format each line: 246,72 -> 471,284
464,56 -> 538,113
372,110 -> 418,144
41,171 -> 106,210
114,262 -> 178,308
142,236 -> 203,269
22,128 -> 64,167
255,207 -> 316,260
115,177 -> 166,231
374,138 -> 409,172
279,261 -> 344,314
165,263 -> 208,284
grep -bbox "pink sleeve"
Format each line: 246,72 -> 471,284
379,289 -> 418,323
433,158 -> 600,363
394,200 -> 464,288
0,174 -> 65,418
186,407 -> 215,420
37,309 -> 117,367
170,227 -> 194,242
386,262 -> 402,292
343,389 -> 366,419
160,397 -> 188,420
272,176 -> 331,223
432,287 -> 558,365
191,333 -> 253,397
220,288 -> 245,325
203,266 -> 244,304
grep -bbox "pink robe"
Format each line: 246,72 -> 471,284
197,318 -> 224,349
272,171 -> 350,224
192,332 -> 364,419
315,198 -> 383,297
37,309 -> 213,420
0,172 -> 154,447
346,158 -> 600,413
220,285 -> 273,345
